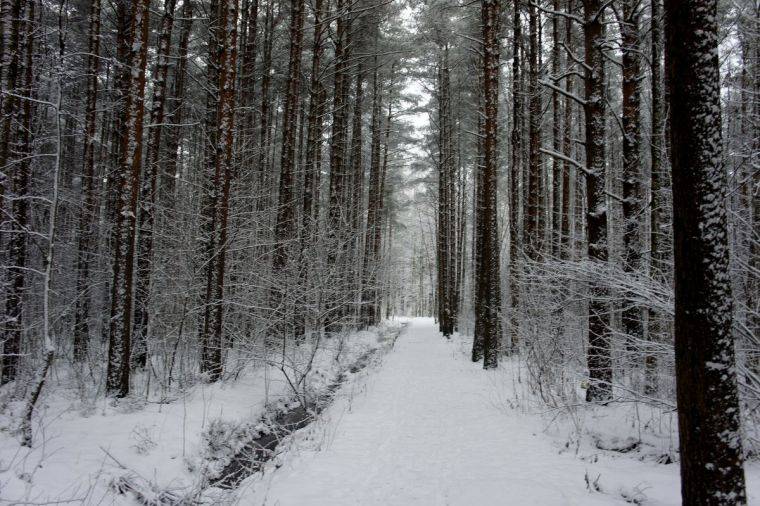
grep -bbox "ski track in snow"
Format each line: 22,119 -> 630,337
241,317 -> 747,506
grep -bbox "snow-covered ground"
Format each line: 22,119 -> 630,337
0,323 -> 401,504
233,318 -> 760,506
2,318 -> 759,504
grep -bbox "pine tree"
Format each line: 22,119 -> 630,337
665,0 -> 748,501
2,0 -> 34,385
526,1 -> 543,260
326,0 -> 353,332
199,0 -> 238,380
107,0 -> 151,397
272,0 -> 306,336
620,0 -> 644,347
582,0 -> 611,402
509,0 -> 523,350
73,0 -> 102,363
133,0 -> 178,368
646,0 -> 670,395
476,0 -> 502,369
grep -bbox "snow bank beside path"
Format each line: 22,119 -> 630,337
0,322 -> 402,505
234,317 -> 760,506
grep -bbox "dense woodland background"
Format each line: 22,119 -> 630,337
0,0 -> 758,499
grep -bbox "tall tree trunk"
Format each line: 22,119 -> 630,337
272,0 -> 305,336
210,0 -> 238,378
583,0 -> 611,402
0,0 -> 23,210
200,0 -> 238,380
560,0 -> 575,260
472,54 -> 486,362
551,0 -> 563,257
72,0 -> 101,362
133,0 -> 178,369
436,48 -> 456,337
106,0 -> 151,397
256,1 -> 275,218
2,0 -> 33,384
239,0 -> 259,137
199,0 -> 222,376
620,0 -> 644,348
361,62 -> 383,328
163,0 -> 194,196
295,0 -> 328,337
476,0 -> 502,369
646,0 -> 670,395
348,65 -> 365,324
526,1 -> 542,260
666,0 -> 748,501
509,0 -> 522,350
326,0 -> 352,331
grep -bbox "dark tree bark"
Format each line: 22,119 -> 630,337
256,1 -> 276,216
162,0 -> 194,195
526,1 -> 543,260
646,0 -> 670,395
133,0 -> 178,368
551,0 -> 563,257
348,66 -> 365,239
509,0 -> 523,350
107,0 -> 151,397
209,0 -> 238,378
326,0 -> 352,331
105,0 -> 134,223
73,0 -> 102,363
436,46 -> 457,338
295,0 -> 328,337
582,0 -> 611,402
665,0 -> 748,502
200,0 -> 238,380
361,62 -> 384,328
348,62 -> 366,323
301,0 -> 327,244
472,54 -> 486,363
620,0 -> 644,346
2,0 -> 33,385
239,0 -> 259,136
272,0 -> 305,335
476,0 -> 502,369
199,0 -> 222,376
0,0 -> 23,209
560,0 -> 575,260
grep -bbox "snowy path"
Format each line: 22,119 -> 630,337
239,317 -> 695,505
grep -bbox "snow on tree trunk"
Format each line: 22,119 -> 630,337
199,0 -> 238,380
133,0 -> 177,369
583,0 -> 612,403
665,0 -> 748,502
107,0 -> 151,397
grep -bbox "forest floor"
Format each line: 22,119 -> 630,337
0,323 -> 402,504
234,318 -> 760,506
2,318 -> 760,505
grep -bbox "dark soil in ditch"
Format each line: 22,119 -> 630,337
213,348 -> 381,489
